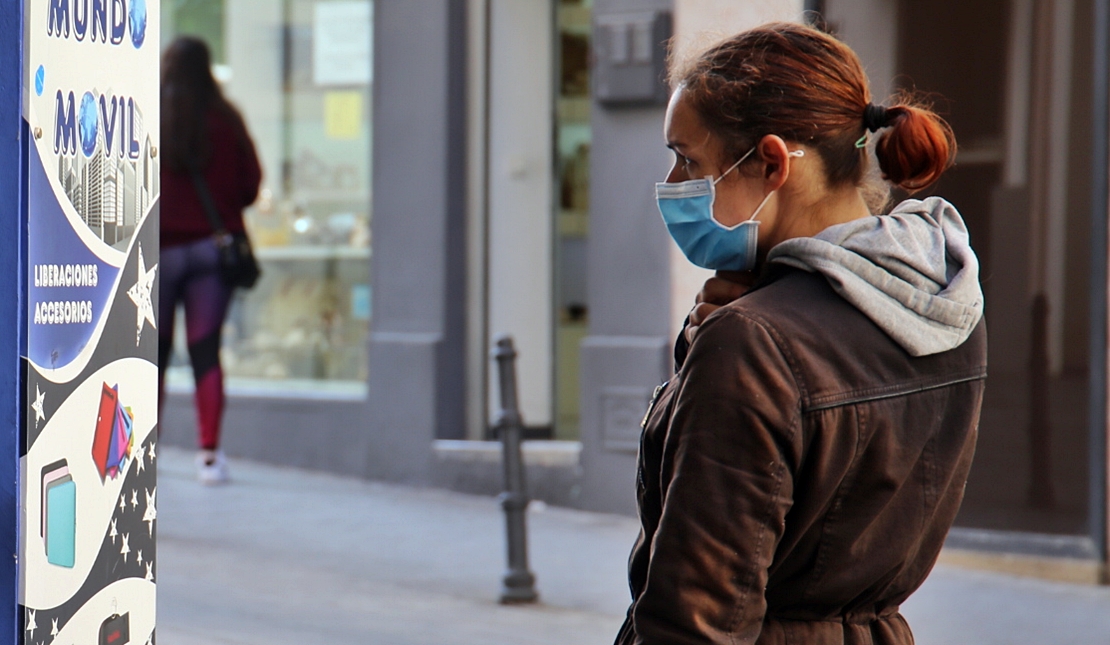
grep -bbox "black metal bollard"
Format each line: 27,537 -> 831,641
492,335 -> 539,604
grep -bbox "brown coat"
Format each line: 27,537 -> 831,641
616,267 -> 987,645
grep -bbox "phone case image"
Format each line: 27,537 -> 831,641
99,612 -> 129,645
45,476 -> 75,568
92,383 -> 118,480
40,459 -> 69,538
110,408 -> 124,472
108,415 -> 120,473
113,402 -> 132,468
122,405 -> 134,443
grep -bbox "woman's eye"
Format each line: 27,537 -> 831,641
683,156 -> 695,169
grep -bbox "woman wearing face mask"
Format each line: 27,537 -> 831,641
616,23 -> 986,645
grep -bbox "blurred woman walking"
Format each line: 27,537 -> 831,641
159,36 -> 262,484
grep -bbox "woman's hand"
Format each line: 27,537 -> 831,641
685,271 -> 758,345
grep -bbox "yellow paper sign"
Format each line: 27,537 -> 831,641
324,91 -> 363,140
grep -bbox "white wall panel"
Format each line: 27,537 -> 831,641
487,0 -> 554,427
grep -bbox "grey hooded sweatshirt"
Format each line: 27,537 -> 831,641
766,196 -> 984,357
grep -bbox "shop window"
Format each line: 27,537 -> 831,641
554,0 -> 591,439
163,0 -> 372,397
898,0 -> 1092,537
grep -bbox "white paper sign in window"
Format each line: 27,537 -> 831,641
313,1 -> 373,86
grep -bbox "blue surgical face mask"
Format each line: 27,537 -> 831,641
655,146 -> 803,272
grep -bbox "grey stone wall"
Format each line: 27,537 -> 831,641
577,0 -> 675,514
358,0 -> 471,481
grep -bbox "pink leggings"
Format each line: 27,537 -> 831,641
158,238 -> 234,451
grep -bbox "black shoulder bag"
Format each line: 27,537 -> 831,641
190,169 -> 261,289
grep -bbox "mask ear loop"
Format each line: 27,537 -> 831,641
746,149 -> 805,222
747,191 -> 776,222
711,146 -> 757,185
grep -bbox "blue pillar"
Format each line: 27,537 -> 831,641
0,1 -> 25,642
15,2 -> 158,641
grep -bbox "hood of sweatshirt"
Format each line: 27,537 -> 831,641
766,196 -> 984,357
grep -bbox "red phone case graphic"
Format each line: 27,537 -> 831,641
92,383 -> 134,481
92,383 -> 118,481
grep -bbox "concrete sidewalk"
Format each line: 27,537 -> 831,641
156,447 -> 1110,644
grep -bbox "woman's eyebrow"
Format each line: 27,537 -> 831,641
667,131 -> 710,152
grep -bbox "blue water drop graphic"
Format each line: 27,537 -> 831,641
34,66 -> 44,97
129,0 -> 147,49
79,92 -> 98,158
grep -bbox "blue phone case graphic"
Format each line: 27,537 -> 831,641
46,477 -> 76,568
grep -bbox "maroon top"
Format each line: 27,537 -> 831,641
160,108 -> 262,248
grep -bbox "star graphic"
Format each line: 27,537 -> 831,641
131,488 -> 139,510
25,608 -> 36,638
134,444 -> 146,473
109,518 -> 118,544
120,533 -> 130,562
143,488 -> 157,536
119,495 -> 126,513
145,562 -> 154,582
149,441 -> 156,462
31,386 -> 45,427
50,618 -> 58,637
136,550 -> 143,566
126,243 -> 158,346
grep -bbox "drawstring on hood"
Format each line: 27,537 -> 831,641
767,197 -> 983,357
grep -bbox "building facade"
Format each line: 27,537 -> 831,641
159,0 -> 1110,579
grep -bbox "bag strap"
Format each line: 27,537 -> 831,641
189,167 -> 228,235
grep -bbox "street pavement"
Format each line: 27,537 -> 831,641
156,447 -> 1110,644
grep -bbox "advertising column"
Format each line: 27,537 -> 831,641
20,2 -> 158,644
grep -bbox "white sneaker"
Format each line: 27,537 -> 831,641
196,450 -> 230,485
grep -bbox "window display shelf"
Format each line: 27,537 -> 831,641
165,367 -> 368,401
254,245 -> 370,261
165,0 -> 374,396
293,189 -> 370,203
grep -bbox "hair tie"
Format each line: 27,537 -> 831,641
863,103 -> 890,133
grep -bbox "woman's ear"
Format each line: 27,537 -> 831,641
757,134 -> 791,190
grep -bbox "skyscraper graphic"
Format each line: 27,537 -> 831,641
84,152 -> 105,235
53,92 -> 157,247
